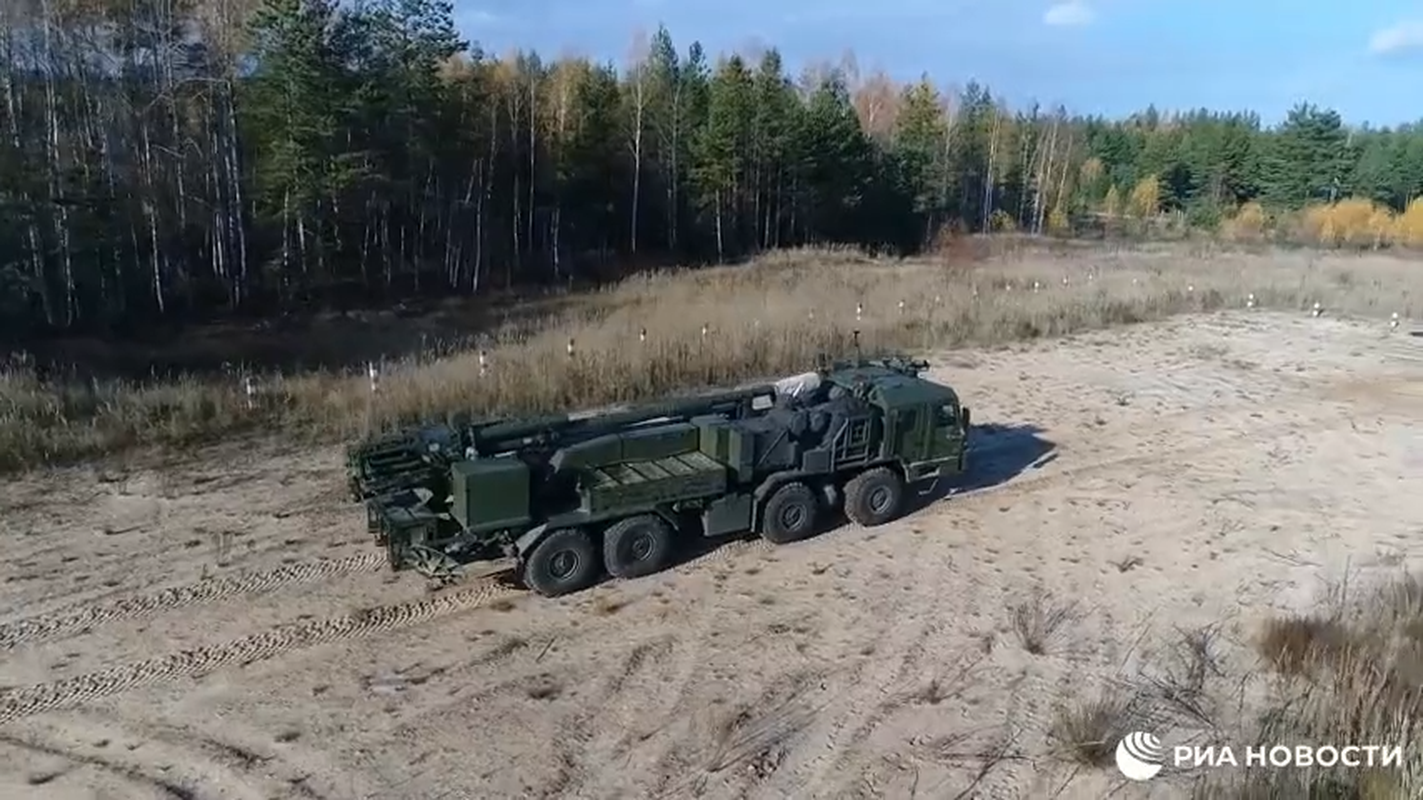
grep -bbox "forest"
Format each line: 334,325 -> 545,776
2,0 -> 1422,341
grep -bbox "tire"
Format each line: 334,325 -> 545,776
760,482 -> 819,544
603,514 -> 676,580
843,467 -> 905,527
522,528 -> 601,597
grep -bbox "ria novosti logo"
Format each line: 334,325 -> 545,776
1115,731 -> 1165,781
1115,731 -> 1405,781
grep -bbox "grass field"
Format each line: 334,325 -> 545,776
2,238 -> 1422,797
0,239 -> 1416,473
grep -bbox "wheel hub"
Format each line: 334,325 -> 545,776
781,505 -> 805,528
549,549 -> 580,579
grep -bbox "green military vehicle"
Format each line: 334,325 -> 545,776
346,347 -> 971,597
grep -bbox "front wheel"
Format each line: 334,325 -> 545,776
760,482 -> 819,544
843,467 -> 906,527
522,528 -> 601,597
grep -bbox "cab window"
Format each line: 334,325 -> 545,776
934,404 -> 957,427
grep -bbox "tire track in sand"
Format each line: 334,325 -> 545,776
0,579 -> 520,726
541,634 -> 679,799
759,520 -> 953,797
0,552 -> 390,651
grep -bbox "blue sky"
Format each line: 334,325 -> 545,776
452,0 -> 1421,127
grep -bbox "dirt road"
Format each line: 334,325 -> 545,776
2,310 -> 1420,799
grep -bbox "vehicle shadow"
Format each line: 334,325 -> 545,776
666,422 -> 1058,572
951,423 -> 1058,492
902,422 -> 1056,515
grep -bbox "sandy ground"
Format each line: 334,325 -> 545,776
1,310 -> 1422,800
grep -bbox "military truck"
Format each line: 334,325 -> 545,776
349,349 -> 971,597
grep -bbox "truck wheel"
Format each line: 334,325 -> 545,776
844,467 -> 905,527
603,515 -> 675,580
760,483 -> 819,544
522,529 -> 601,597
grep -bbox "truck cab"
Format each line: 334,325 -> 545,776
821,364 -> 971,483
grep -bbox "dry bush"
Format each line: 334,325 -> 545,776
1192,573 -> 1423,798
1255,615 -> 1355,677
1048,688 -> 1159,767
1221,202 -> 1268,243
1011,588 -> 1077,655
1142,624 -> 1227,729
1190,766 -> 1403,799
0,242 -> 1417,472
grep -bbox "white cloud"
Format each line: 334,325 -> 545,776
1043,1 -> 1093,27
1369,21 -> 1423,55
456,8 -> 501,26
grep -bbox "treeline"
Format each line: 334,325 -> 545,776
2,0 -> 1421,340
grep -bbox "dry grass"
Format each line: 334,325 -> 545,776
1183,573 -> 1423,798
0,240 -> 1418,472
1011,587 -> 1079,655
1048,688 -> 1159,767
1041,575 -> 1423,797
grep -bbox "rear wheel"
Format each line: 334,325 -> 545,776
603,514 -> 676,580
844,467 -> 905,527
760,482 -> 819,544
522,528 -> 601,597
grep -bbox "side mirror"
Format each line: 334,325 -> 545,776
960,406 -> 971,429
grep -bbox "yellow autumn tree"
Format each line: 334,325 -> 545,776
1127,175 -> 1161,219
1046,206 -> 1070,236
1365,203 -> 1395,248
1078,157 -> 1104,197
1223,201 -> 1267,242
1102,185 -> 1121,218
1301,199 -> 1395,248
1395,197 -> 1423,249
